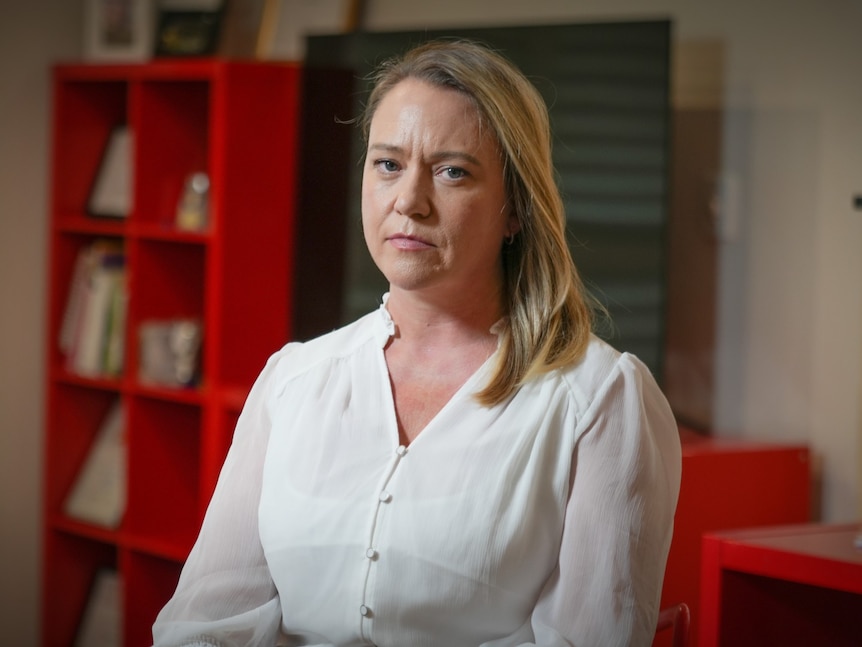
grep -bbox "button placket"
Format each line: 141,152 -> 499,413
358,444 -> 409,637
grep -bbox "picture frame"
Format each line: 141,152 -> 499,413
154,7 -> 225,57
84,0 -> 154,62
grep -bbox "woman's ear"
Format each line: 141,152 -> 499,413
506,213 -> 521,239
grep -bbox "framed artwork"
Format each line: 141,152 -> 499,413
84,0 -> 154,61
154,7 -> 224,57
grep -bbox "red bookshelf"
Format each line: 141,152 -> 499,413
41,60 -> 301,647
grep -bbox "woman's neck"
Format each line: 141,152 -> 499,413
384,285 -> 505,350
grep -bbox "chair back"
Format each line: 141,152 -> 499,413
655,602 -> 691,647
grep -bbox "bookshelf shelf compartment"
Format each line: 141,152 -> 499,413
136,80 -> 211,230
42,60 -> 301,647
130,239 -> 206,321
122,552 -> 184,645
41,531 -> 118,647
44,384 -> 120,517
52,80 -> 128,218
125,397 -> 202,552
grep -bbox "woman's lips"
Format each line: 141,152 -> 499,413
388,233 -> 434,250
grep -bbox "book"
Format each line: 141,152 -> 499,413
64,399 -> 126,528
88,126 -> 133,218
60,241 -> 127,377
102,272 -> 128,377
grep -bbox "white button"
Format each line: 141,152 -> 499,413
396,445 -> 408,456
379,490 -> 392,503
360,604 -> 371,617
366,548 -> 378,559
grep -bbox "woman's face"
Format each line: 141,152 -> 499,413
361,78 -> 516,301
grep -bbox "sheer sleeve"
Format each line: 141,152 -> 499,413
524,353 -> 682,647
152,348 -> 290,647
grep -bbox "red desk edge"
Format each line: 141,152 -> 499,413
699,522 -> 862,646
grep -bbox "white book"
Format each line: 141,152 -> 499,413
70,251 -> 125,377
89,126 -> 133,218
64,400 -> 126,528
59,248 -> 94,356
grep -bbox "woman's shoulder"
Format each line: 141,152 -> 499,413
553,334 -> 662,404
545,335 -> 676,446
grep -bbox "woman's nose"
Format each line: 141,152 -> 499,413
394,170 -> 431,219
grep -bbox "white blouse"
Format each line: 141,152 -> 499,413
152,299 -> 681,647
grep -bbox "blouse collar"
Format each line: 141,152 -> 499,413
375,292 -> 506,348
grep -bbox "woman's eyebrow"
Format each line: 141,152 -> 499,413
368,143 -> 481,167
368,143 -> 403,155
428,150 -> 482,166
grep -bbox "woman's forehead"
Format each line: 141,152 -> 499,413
369,79 -> 498,155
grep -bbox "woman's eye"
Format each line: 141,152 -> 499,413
375,159 -> 399,173
441,166 -> 468,180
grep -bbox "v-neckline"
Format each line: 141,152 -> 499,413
377,345 -> 497,449
372,293 -> 504,448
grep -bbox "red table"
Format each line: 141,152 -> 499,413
699,523 -> 862,646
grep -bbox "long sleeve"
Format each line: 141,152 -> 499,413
524,353 -> 682,646
152,349 -> 289,647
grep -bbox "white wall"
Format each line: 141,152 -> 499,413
715,0 -> 862,522
0,2 -> 82,645
1,0 -> 859,643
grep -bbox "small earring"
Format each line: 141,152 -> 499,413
505,232 -> 515,245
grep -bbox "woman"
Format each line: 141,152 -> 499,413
153,39 -> 681,647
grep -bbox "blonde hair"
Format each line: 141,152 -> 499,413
363,39 -> 594,405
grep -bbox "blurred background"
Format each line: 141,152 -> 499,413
1,1 -> 861,644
